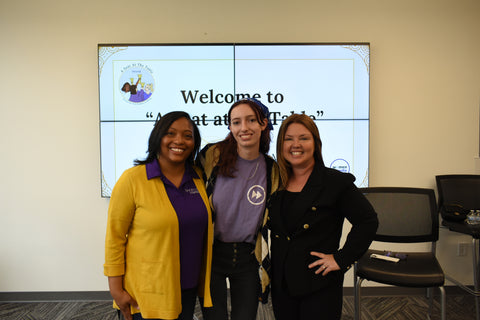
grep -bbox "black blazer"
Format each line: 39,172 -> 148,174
267,164 -> 378,297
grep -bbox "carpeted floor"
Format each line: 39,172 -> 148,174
0,294 -> 476,320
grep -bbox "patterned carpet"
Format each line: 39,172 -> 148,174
0,293 -> 476,320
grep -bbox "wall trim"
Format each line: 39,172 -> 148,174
0,286 -> 472,302
0,291 -> 112,302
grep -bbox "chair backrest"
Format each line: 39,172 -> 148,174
360,187 -> 438,243
435,174 -> 480,210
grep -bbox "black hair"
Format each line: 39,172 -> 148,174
121,82 -> 137,94
134,111 -> 201,166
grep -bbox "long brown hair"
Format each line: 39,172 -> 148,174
276,114 -> 324,186
216,99 -> 272,177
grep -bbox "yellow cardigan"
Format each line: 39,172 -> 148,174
104,164 -> 213,319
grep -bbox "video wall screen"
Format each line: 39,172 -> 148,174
98,43 -> 370,197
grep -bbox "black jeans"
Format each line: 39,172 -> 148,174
131,287 -> 197,320
202,240 -> 260,320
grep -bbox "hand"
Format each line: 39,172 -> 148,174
111,289 -> 138,320
108,276 -> 139,320
308,252 -> 340,276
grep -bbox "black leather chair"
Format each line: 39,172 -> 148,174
436,174 -> 480,320
354,187 -> 446,320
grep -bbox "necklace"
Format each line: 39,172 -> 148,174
247,159 -> 260,180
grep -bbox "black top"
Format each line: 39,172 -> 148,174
281,191 -> 301,236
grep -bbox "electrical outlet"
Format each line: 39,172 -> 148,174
457,242 -> 469,256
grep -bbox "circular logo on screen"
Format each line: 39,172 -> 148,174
330,158 -> 350,173
119,64 -> 155,104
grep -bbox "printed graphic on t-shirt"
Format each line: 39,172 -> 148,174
247,185 -> 265,206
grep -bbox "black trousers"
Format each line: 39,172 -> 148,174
271,276 -> 343,320
202,240 -> 260,320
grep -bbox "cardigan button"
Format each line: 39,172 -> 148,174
287,236 -> 291,241
311,207 -> 317,211
303,224 -> 310,229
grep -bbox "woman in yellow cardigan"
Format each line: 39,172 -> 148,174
104,111 -> 214,320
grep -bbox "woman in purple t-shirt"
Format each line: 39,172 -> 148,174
196,98 -> 280,320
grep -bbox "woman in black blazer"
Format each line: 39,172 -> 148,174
267,114 -> 378,320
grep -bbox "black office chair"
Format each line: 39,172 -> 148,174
354,187 -> 446,320
436,174 -> 480,220
436,174 -> 480,320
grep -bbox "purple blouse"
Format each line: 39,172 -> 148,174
146,160 -> 208,289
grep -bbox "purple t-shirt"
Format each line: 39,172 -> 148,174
212,155 -> 267,244
146,160 -> 208,289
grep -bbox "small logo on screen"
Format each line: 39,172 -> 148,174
330,159 -> 350,173
119,64 -> 155,104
